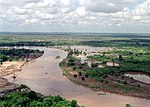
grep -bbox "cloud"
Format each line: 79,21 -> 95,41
0,0 -> 150,32
79,0 -> 138,13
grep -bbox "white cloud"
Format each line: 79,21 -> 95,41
0,0 -> 150,32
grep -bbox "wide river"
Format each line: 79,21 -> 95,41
5,47 -> 150,107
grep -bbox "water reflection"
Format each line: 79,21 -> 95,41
125,73 -> 150,84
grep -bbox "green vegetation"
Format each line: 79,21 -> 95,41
60,45 -> 150,98
80,39 -> 150,47
126,104 -> 132,107
0,33 -> 150,47
0,48 -> 43,64
0,91 -> 81,107
88,47 -> 150,74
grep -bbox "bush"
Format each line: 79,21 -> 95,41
73,74 -> 77,78
78,71 -> 82,76
43,97 -> 53,106
85,73 -> 89,78
71,100 -> 77,107
19,84 -> 28,89
123,81 -> 127,84
0,91 -> 81,107
73,67 -> 77,71
103,74 -> 108,79
91,63 -> 98,68
26,91 -> 37,101
126,104 -> 132,107
67,62 -> 75,66
78,65 -> 83,69
81,77 -> 85,81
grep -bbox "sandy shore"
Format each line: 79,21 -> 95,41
0,61 -> 26,96
0,61 -> 26,77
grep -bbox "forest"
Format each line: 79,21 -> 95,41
0,85 -> 80,107
0,48 -> 43,64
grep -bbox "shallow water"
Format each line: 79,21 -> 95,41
125,73 -> 150,84
5,47 -> 150,107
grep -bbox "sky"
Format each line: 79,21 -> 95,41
0,0 -> 150,33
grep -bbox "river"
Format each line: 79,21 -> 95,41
5,47 -> 150,107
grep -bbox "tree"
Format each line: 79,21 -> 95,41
78,71 -> 82,76
30,101 -> 43,107
91,63 -> 98,68
126,104 -> 132,107
26,91 -> 37,101
73,67 -> 77,71
81,77 -> 85,81
71,100 -> 77,107
43,97 -> 53,107
119,55 -> 123,61
73,74 -> 77,78
85,73 -> 89,78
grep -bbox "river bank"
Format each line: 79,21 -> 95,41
4,47 -> 150,107
0,61 -> 26,77
0,61 -> 26,97
0,47 -> 44,96
60,65 -> 150,100
58,45 -> 150,100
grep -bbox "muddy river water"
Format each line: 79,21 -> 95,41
5,47 -> 150,107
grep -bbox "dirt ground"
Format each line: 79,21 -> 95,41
0,61 -> 25,96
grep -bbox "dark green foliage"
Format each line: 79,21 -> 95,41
119,55 -> 123,61
67,56 -> 76,66
71,100 -> 77,107
43,97 -> 53,106
19,84 -> 29,89
74,74 -> 77,78
0,41 -> 55,47
85,73 -> 89,78
81,77 -> 85,81
78,71 -> 82,76
103,74 -> 108,79
26,91 -> 37,101
0,48 -> 43,63
91,63 -> 98,68
123,81 -> 128,84
73,66 -> 77,71
126,104 -> 132,107
0,91 -> 80,107
78,65 -> 83,69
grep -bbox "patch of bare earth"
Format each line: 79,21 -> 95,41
0,61 -> 25,96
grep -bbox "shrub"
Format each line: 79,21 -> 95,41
71,100 -> 77,107
78,71 -> 82,76
103,74 -> 108,79
67,62 -> 75,66
73,74 -> 77,78
78,65 -> 83,69
43,97 -> 53,106
91,63 -> 98,68
123,81 -> 127,84
73,67 -> 77,71
26,91 -> 37,101
81,77 -> 85,81
126,104 -> 132,107
85,73 -> 89,78
117,80 -> 120,83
